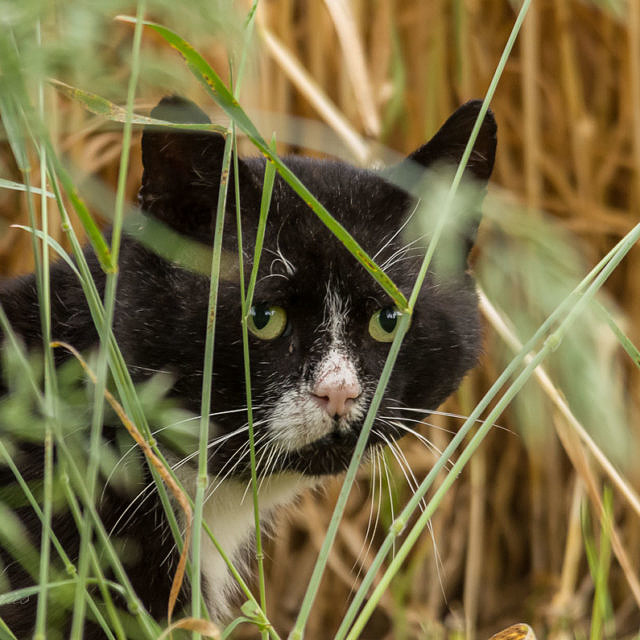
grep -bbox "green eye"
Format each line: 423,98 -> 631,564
248,304 -> 288,340
369,306 -> 401,342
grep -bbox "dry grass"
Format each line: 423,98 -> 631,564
1,1 -> 639,638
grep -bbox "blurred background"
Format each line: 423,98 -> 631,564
1,0 -> 639,638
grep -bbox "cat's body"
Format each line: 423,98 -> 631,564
0,96 -> 495,636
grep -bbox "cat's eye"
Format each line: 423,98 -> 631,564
248,304 -> 288,340
369,306 -> 401,342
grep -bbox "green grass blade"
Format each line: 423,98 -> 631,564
190,120 -> 234,628
343,222 -> 640,639
116,16 -> 409,312
0,579 -> 129,607
596,301 -> 640,370
0,617 -> 19,640
245,134 -> 277,314
290,312 -> 412,640
46,151 -> 114,273
50,79 -> 227,133
0,178 -> 54,198
233,125 -> 269,625
0,441 -> 122,638
0,32 -> 112,275
34,34 -> 56,633
0,307 -> 46,407
69,1 -> 145,631
590,487 -> 615,640
297,1 -> 533,633
11,225 -> 81,278
336,224 -> 640,639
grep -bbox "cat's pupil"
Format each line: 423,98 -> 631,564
252,305 -> 273,330
379,307 -> 398,333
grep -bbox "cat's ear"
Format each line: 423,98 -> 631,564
390,101 -> 497,271
407,100 -> 497,182
139,95 -> 235,238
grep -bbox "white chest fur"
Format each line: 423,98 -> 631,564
190,473 -> 316,619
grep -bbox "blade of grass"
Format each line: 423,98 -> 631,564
289,311 -> 412,640
115,16 -> 408,312
589,486 -> 615,640
298,2 -> 533,636
478,290 -> 640,519
190,119 -> 234,631
49,79 -> 227,134
65,475 -> 149,640
596,301 -> 640,369
30,23 -> 57,638
233,124 -> 270,637
343,221 -> 640,639
335,219 -> 640,640
0,178 -> 54,198
70,2 -> 146,633
7,24 -> 60,634
2,16 -> 167,638
0,306 -> 46,404
10,226 -> 80,277
38,131 -> 255,628
0,32 -> 113,274
0,580 -> 128,607
0,441 -> 124,639
3,22 -> 258,633
245,134 -> 277,312
192,9 -> 272,634
0,618 -> 20,640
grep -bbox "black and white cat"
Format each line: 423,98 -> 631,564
0,96 -> 496,636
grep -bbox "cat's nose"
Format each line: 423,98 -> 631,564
311,379 -> 361,417
311,356 -> 361,418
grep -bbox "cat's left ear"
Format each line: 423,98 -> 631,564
139,95 -> 256,239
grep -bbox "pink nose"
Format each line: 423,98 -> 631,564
312,379 -> 361,417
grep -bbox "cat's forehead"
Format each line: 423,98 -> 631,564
257,158 -> 409,254
271,156 -> 400,215
242,156 -> 419,302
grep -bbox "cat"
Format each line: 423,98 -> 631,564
0,95 -> 496,637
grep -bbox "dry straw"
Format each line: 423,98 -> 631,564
0,0 -> 639,639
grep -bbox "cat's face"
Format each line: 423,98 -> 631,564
132,96 -> 496,478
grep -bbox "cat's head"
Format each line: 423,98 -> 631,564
136,96 -> 496,477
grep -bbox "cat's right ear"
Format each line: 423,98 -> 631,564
139,95 -> 228,238
385,101 -> 497,271
406,100 -> 497,183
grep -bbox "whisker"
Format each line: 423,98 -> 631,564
379,446 -> 396,558
171,424 -> 255,473
205,446 -> 255,503
386,406 -> 512,434
101,407 -> 270,500
350,448 -> 378,583
205,429 -> 274,502
373,429 -> 427,513
379,419 -> 455,470
427,518 -> 447,603
372,201 -> 418,261
109,480 -> 157,537
378,415 -> 457,436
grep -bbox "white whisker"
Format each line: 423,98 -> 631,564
386,406 -> 512,433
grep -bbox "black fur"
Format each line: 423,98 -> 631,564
0,96 -> 496,636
